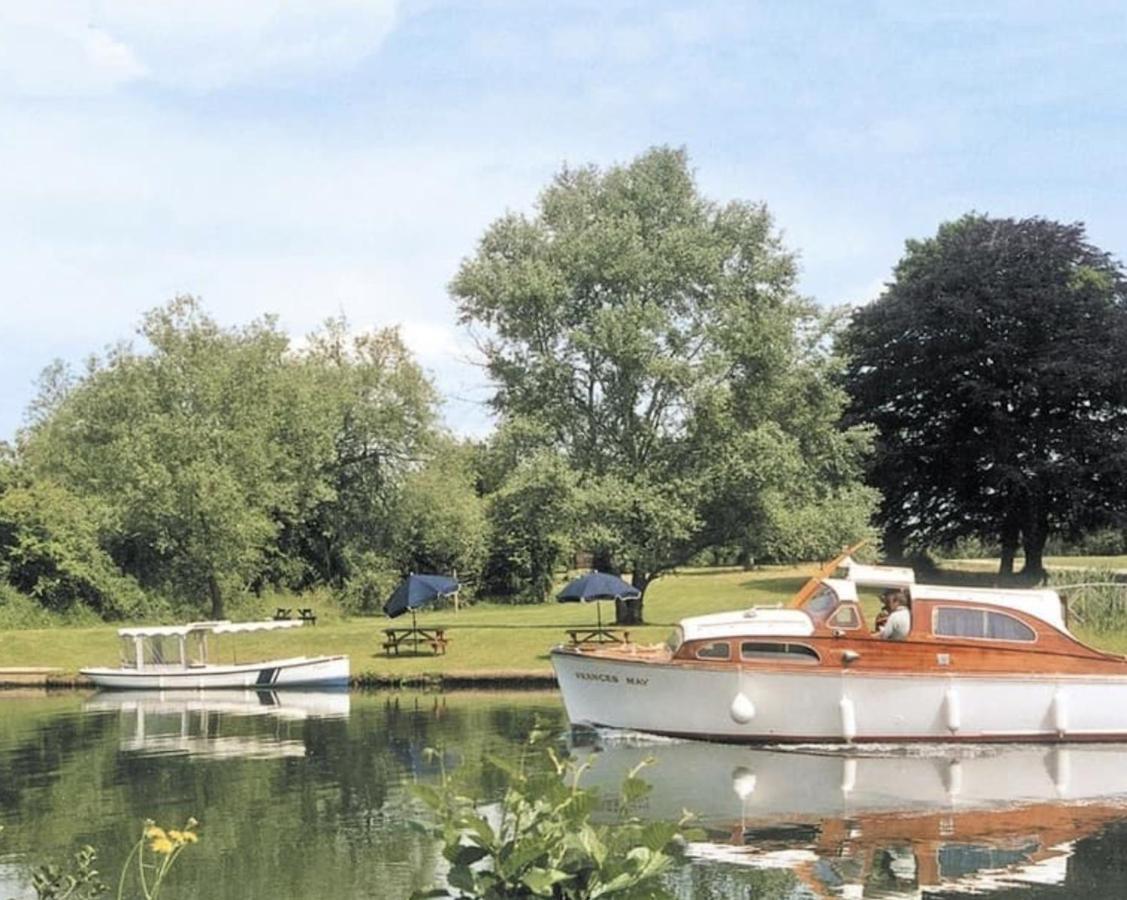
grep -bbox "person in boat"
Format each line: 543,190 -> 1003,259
876,588 -> 911,640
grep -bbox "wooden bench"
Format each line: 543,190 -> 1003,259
383,627 -> 449,656
298,608 -> 317,625
273,607 -> 293,621
566,627 -> 631,645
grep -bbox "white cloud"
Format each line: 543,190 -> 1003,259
0,1 -> 399,96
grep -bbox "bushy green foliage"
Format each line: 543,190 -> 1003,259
842,215 -> 1127,578
481,450 -> 579,602
454,147 -> 874,617
411,727 -> 698,899
16,301 -> 442,619
393,439 -> 487,580
0,479 -> 145,619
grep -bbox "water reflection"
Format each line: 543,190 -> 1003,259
0,689 -> 564,900
574,732 -> 1127,898
82,689 -> 350,760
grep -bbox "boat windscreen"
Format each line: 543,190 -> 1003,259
800,584 -> 839,622
666,627 -> 684,654
119,636 -> 137,668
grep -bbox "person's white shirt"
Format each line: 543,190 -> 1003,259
878,606 -> 911,640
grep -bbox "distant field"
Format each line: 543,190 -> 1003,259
943,556 -> 1127,573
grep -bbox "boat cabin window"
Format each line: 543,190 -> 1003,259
119,637 -> 138,669
695,641 -> 731,660
142,635 -> 181,666
801,584 -> 839,621
185,631 -> 209,667
740,642 -> 820,664
933,607 -> 1036,642
828,604 -> 861,630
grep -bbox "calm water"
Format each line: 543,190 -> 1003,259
3,689 -> 1127,898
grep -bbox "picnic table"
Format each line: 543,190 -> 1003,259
383,626 -> 449,656
566,627 -> 631,645
274,607 -> 317,625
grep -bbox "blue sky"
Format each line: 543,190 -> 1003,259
2,1 -> 1125,441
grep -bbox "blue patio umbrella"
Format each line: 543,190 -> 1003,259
384,574 -> 460,630
557,571 -> 640,630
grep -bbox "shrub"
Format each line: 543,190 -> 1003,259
410,726 -> 698,899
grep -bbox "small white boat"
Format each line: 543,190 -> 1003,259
80,619 -> 349,690
551,548 -> 1127,743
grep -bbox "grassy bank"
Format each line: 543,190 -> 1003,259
0,566 -> 813,682
3,562 -> 1126,683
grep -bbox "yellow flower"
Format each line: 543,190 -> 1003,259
149,835 -> 174,855
144,825 -> 167,841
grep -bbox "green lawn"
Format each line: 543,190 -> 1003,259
3,562 -> 1126,682
0,565 -> 816,680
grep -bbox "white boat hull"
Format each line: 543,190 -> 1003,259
80,654 -> 349,690
551,648 -> 1127,742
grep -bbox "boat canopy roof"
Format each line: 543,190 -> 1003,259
840,557 -> 915,588
909,584 -> 1067,631
117,620 -> 306,639
680,608 -> 815,642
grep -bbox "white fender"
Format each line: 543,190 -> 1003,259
730,692 -> 756,724
1050,747 -> 1071,797
1051,688 -> 1068,736
839,695 -> 857,742
944,759 -> 963,798
944,685 -> 961,733
841,757 -> 857,794
731,767 -> 757,801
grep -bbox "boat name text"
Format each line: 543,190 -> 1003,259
575,672 -> 648,686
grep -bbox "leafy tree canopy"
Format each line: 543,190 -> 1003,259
19,298 -> 441,618
840,214 -> 1127,578
454,147 -> 873,619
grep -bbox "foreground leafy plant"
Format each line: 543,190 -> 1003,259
8,817 -> 199,900
411,728 -> 697,899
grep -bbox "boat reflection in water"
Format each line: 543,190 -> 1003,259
83,689 -> 350,760
572,729 -> 1127,897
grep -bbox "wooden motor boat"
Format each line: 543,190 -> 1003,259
80,620 -> 349,690
551,551 -> 1127,742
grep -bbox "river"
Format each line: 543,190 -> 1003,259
2,689 -> 1127,898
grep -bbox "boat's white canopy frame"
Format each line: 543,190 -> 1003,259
118,620 -> 305,639
116,620 -> 305,670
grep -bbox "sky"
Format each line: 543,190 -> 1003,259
1,0 -> 1125,442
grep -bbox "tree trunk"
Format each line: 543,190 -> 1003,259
616,567 -> 649,625
208,573 -> 225,620
998,512 -> 1020,579
881,526 -> 906,565
1020,497 -> 1049,582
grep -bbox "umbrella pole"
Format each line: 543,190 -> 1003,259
412,609 -> 419,654
597,600 -> 602,637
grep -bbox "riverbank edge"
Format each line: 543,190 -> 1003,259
0,668 -> 560,690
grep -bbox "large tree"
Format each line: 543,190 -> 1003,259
21,299 -> 439,618
841,215 -> 1127,579
453,147 -> 873,621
